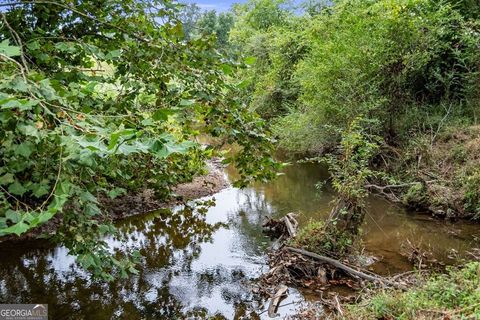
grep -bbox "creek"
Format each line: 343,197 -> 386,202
0,163 -> 479,319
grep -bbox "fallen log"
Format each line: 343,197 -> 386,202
267,284 -> 288,318
286,213 -> 298,228
285,246 -> 405,289
282,216 -> 297,238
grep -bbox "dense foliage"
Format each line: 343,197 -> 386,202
230,0 -> 480,215
231,0 -> 480,153
179,3 -> 235,50
0,0 -> 279,278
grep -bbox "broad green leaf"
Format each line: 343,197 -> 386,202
0,40 -> 20,57
0,221 -> 29,236
26,40 -> 40,51
85,202 -> 101,216
8,99 -> 38,111
38,79 -> 57,101
244,56 -> 257,65
18,124 -> 40,139
80,191 -> 98,203
78,253 -> 96,269
0,99 -> 22,110
8,77 -> 29,92
75,136 -> 107,152
221,64 -> 234,75
5,209 -> 20,223
0,173 -> 14,185
82,81 -> 98,94
15,141 -> 34,158
0,110 -> 13,123
152,109 -> 175,121
30,181 -> 50,198
106,49 -> 122,60
55,42 -> 78,53
236,79 -> 252,89
108,129 -> 136,150
153,140 -> 195,158
8,180 -> 27,196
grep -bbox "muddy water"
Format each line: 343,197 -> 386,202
0,163 -> 479,319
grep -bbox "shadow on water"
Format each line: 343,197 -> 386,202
0,162 -> 479,319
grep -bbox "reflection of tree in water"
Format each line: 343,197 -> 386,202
0,206 -> 231,319
115,205 -> 225,269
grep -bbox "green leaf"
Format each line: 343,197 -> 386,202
179,99 -> 195,107
75,136 -> 107,152
221,64 -> 234,75
85,202 -> 101,216
0,111 -> 13,123
0,173 -> 14,185
78,253 -> 96,269
30,181 -> 50,198
236,79 -> 252,89
9,77 -> 29,92
152,109 -> 175,121
82,81 -> 98,94
8,180 -> 27,196
18,124 -> 40,139
1,221 -> 29,236
15,141 -> 34,158
5,209 -> 20,223
108,129 -> 136,150
38,79 -> 58,101
0,99 -> 35,111
0,40 -> 20,57
55,42 -> 78,53
106,49 -> 122,60
80,191 -> 98,203
26,40 -> 40,51
152,140 -> 195,158
244,56 -> 257,66
107,187 -> 126,199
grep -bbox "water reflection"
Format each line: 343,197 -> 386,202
0,206 -> 232,319
0,163 -> 479,319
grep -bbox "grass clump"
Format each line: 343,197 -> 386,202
293,220 -> 357,258
344,262 -> 480,319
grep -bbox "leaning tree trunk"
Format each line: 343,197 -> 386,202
325,198 -> 366,239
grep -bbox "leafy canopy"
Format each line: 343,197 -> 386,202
0,0 -> 279,279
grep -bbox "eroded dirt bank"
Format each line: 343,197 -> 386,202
0,160 -> 229,243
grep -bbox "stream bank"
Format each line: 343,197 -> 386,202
0,160 -> 229,243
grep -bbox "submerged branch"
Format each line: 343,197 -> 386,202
285,246 -> 406,289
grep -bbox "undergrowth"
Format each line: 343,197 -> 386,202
344,262 -> 480,319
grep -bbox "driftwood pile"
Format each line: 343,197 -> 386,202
263,213 -> 298,239
258,213 -> 405,317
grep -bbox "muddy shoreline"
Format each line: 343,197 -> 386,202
0,160 -> 229,243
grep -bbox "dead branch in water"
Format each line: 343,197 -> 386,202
286,246 -> 405,289
365,181 -> 436,203
263,213 -> 298,239
267,285 -> 289,318
282,215 -> 297,238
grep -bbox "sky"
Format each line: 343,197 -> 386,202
181,0 -> 241,13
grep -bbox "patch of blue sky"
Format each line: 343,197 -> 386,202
180,0 -> 237,12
